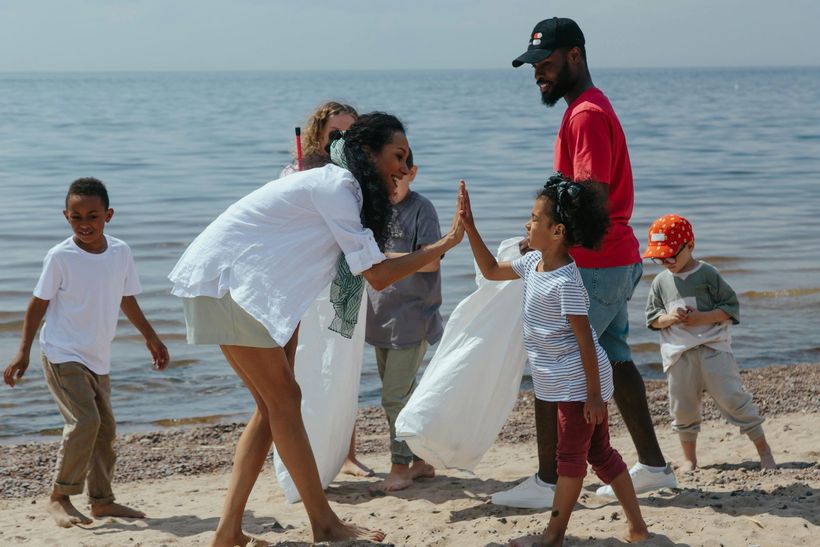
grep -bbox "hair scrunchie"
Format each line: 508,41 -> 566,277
329,134 -> 349,169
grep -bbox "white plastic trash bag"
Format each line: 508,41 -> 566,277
273,287 -> 368,503
395,237 -> 527,471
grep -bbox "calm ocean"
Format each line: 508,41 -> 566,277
1,68 -> 819,442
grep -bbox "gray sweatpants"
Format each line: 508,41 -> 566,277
667,346 -> 764,442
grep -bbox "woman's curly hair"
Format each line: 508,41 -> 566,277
300,101 -> 358,169
328,112 -> 405,250
537,172 -> 610,250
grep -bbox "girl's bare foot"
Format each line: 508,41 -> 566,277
341,456 -> 375,477
759,450 -> 776,469
46,494 -> 92,528
314,519 -> 386,543
90,501 -> 146,519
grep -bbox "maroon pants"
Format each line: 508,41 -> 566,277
556,401 -> 627,484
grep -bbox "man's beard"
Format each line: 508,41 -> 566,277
540,60 -> 573,107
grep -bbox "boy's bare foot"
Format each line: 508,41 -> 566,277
369,464 -> 414,493
341,456 -> 375,477
314,520 -> 386,543
90,502 -> 146,519
680,459 -> 697,473
753,436 -> 776,469
410,460 -> 435,480
47,494 -> 92,528
509,532 -> 560,546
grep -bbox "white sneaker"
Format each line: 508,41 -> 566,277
596,462 -> 678,498
491,474 -> 556,509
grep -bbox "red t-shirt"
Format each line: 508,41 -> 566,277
554,87 -> 640,268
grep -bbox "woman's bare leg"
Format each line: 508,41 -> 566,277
211,349 -> 273,547
218,343 -> 385,543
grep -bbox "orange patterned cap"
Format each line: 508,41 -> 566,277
642,214 -> 694,259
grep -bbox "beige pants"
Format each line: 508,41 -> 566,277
42,356 -> 116,504
667,346 -> 765,442
375,341 -> 429,465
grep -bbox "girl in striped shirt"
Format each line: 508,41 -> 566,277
459,174 -> 650,546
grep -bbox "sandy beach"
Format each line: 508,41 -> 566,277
2,363 -> 818,546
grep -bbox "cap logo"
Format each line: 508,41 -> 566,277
651,233 -> 667,242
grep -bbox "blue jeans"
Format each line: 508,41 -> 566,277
578,263 -> 643,363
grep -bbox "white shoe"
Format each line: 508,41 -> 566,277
596,462 -> 678,498
491,474 -> 556,509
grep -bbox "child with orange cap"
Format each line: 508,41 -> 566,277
643,214 -> 775,472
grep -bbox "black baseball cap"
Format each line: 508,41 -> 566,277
511,17 -> 585,68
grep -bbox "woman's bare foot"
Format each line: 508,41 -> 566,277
341,456 -> 375,477
624,524 -> 652,543
46,494 -> 92,528
369,463 -> 413,493
90,501 -> 146,519
210,531 -> 268,547
508,532 -> 560,546
314,519 -> 386,543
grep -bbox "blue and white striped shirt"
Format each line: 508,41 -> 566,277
511,252 -> 614,402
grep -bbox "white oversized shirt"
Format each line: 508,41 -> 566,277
35,235 -> 142,375
511,252 -> 614,402
168,164 -> 386,346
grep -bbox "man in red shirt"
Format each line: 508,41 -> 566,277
492,17 -> 677,509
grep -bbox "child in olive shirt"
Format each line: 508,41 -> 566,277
643,214 -> 774,472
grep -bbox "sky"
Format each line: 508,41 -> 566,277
1,0 -> 819,72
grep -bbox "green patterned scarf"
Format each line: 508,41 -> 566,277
327,135 -> 365,338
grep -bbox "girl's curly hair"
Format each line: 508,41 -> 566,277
328,112 -> 405,250
537,172 -> 610,249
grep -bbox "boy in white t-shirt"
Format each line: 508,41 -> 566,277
3,177 -> 169,528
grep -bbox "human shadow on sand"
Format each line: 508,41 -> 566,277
583,478 -> 819,527
326,473 -> 517,507
484,532 -> 682,547
87,509 -> 294,539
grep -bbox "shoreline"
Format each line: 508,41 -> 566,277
2,362 -> 817,500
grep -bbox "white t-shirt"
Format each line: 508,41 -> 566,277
168,164 -> 386,346
511,252 -> 614,402
35,235 -> 142,375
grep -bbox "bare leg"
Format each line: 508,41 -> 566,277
534,399 -> 559,484
611,361 -> 666,467
47,492 -> 92,528
680,439 -> 697,472
607,469 -> 650,543
218,344 -> 385,544
753,434 -> 776,469
340,426 -> 375,477
509,475 -> 583,547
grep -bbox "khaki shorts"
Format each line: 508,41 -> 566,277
182,292 -> 279,348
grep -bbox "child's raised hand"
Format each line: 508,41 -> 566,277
459,180 -> 477,233
3,353 -> 29,387
146,335 -> 170,371
584,395 -> 607,425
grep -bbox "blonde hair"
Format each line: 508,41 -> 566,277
300,101 -> 359,169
